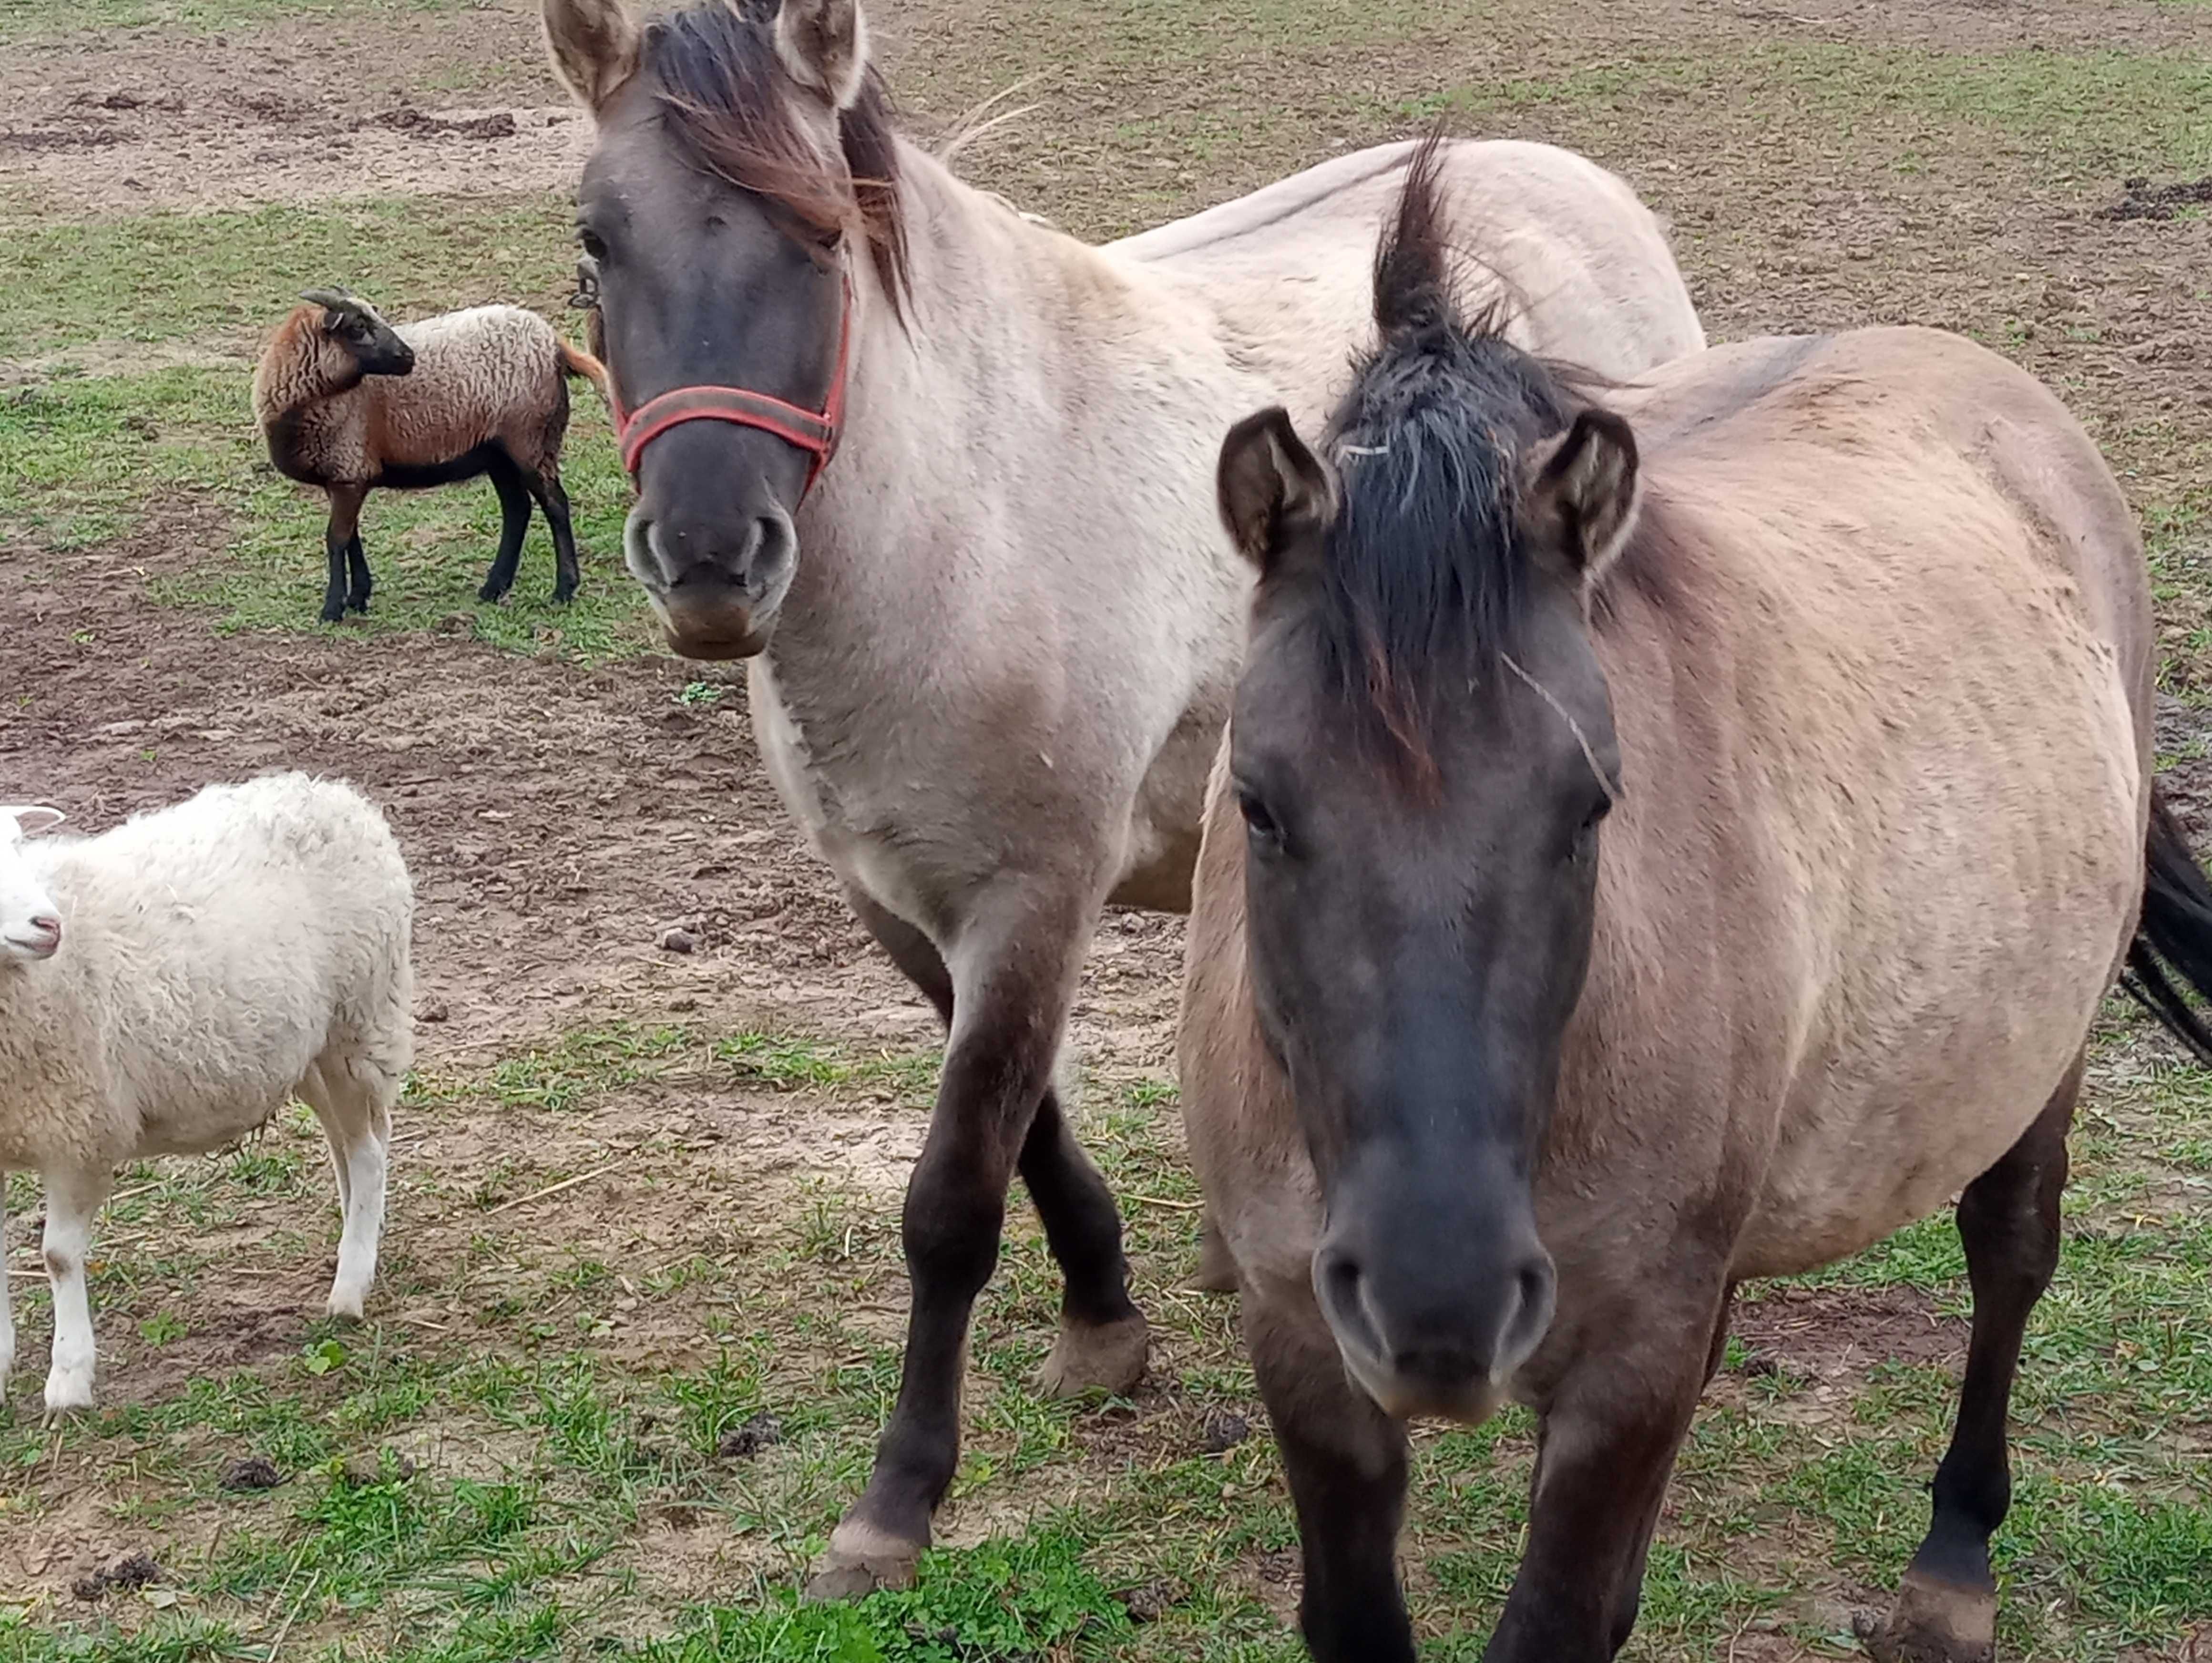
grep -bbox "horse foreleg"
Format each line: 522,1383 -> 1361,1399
1865,1056 -> 2079,1663
1485,1277 -> 1725,1662
1247,1284 -> 1415,1663
842,886 -> 1145,1402
808,879 -> 1135,1600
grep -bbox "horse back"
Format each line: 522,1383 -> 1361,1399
1566,325 -> 2150,1281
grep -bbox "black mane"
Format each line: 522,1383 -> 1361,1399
1314,137 -> 1580,751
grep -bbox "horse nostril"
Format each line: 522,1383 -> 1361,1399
1497,1254 -> 1557,1371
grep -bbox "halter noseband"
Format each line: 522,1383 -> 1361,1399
610,270 -> 853,501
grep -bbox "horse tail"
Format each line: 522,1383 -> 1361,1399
2123,784 -> 2212,1063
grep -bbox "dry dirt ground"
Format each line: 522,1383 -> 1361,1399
3,0 -> 2212,1659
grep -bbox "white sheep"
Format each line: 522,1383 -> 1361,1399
0,774 -> 414,1414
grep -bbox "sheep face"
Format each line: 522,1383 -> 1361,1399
302,290 -> 417,380
0,808 -> 66,964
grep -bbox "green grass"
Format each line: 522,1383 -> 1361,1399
5,1006 -> 2209,1661
0,196 -> 579,353
1406,41 -> 2212,175
0,0 -> 469,47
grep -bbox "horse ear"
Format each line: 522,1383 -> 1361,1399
1526,409 -> 1639,585
1218,406 -> 1338,575
775,0 -> 870,110
543,0 -> 641,116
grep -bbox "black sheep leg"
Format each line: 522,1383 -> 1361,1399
345,534 -> 372,614
320,484 -> 367,624
480,453 -> 535,604
529,467 -> 582,604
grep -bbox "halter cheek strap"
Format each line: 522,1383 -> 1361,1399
611,270 -> 853,501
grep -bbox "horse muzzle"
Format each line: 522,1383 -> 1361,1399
1311,1144 -> 1557,1423
625,505 -> 796,660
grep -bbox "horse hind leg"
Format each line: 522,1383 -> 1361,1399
1864,1054 -> 2080,1663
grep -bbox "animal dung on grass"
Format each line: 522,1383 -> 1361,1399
252,289 -> 609,624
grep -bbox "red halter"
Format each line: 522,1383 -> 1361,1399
611,270 -> 853,500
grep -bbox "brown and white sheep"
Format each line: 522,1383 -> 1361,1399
253,289 -> 609,623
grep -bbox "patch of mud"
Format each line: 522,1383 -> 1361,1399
1731,1285 -> 1965,1383
2101,176 -> 2212,225
1,102 -> 593,217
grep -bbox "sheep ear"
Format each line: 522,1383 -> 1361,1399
775,0 -> 870,111
2,807 -> 65,836
543,0 -> 641,116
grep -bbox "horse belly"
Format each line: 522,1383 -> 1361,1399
1732,687 -> 2142,1280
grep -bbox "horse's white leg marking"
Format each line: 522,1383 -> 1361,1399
41,1166 -> 110,1415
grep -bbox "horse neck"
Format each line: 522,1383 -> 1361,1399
788,144 -> 1148,638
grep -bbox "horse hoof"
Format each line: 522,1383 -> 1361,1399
803,1519 -> 922,1602
1035,1311 -> 1148,1399
1860,1570 -> 1996,1663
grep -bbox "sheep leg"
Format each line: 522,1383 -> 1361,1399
479,453 -> 534,605
321,485 -> 366,624
41,1165 -> 111,1416
345,535 -> 372,615
0,1172 -> 14,1397
300,1064 -> 389,1321
529,468 -> 581,605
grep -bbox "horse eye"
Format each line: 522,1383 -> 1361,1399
577,228 -> 608,262
1238,790 -> 1283,849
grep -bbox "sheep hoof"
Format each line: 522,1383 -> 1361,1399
553,584 -> 578,606
326,1289 -> 367,1323
478,582 -> 509,605
319,603 -> 347,625
43,1373 -> 93,1419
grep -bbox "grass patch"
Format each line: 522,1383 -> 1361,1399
0,0 -> 469,47
3,1009 -> 2209,1659
0,196 -> 579,349
1413,41 -> 2212,174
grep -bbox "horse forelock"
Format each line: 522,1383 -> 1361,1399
1315,318 -> 1577,775
641,0 -> 911,314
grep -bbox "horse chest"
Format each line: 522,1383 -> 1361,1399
748,657 -> 946,935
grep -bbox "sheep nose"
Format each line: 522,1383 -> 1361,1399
25,914 -> 61,956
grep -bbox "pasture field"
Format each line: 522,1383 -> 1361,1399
2,0 -> 2211,1658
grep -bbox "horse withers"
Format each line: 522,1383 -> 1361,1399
542,0 -> 1706,1598
1181,138 -> 2212,1662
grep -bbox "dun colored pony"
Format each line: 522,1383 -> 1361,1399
1182,139 -> 2212,1662
542,0 -> 1705,1595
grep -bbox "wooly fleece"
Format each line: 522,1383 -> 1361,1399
0,773 -> 415,1174
254,304 -> 576,481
